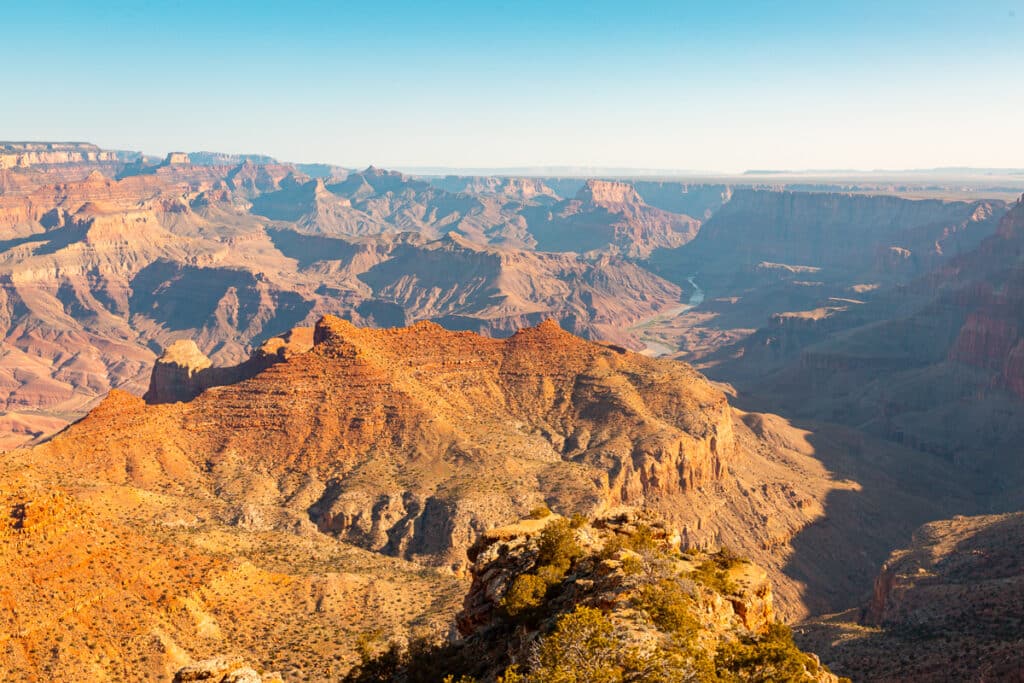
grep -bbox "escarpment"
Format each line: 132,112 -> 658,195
660,189 -> 1004,280
0,141 -> 128,170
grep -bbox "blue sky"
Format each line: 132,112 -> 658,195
4,1 -> 1022,171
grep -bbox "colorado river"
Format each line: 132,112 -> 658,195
631,276 -> 704,357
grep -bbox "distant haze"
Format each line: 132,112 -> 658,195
5,0 -> 1023,171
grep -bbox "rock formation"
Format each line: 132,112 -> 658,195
174,658 -> 282,682
523,179 -> 701,256
145,327 -> 313,404
35,317 -> 737,569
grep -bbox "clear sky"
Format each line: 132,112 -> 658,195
4,0 -> 1023,171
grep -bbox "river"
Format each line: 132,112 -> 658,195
631,276 -> 703,357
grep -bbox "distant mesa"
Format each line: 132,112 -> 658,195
164,152 -> 190,165
0,141 -> 133,169
574,178 -> 643,204
524,177 -> 701,256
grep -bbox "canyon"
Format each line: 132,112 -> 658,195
0,145 -> 1022,680
0,154 -> 720,450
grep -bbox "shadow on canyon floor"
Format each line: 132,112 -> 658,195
763,408 -> 997,617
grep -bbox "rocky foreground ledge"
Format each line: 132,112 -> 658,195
345,509 -> 844,682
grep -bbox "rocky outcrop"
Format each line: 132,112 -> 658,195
863,512 -> 1024,628
173,658 -> 281,682
35,317 -> 738,571
457,510 -> 779,638
349,510 -> 841,682
146,340 -> 213,403
144,327 -> 313,404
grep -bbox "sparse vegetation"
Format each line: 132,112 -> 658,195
715,623 -> 835,682
348,514 -> 841,683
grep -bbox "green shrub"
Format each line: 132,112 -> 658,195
501,573 -> 549,617
624,524 -> 660,555
536,519 -> 583,573
535,563 -> 567,585
691,559 -> 739,595
502,607 -> 621,683
715,623 -> 822,682
598,525 -> 664,562
633,579 -> 700,638
598,534 -> 626,560
714,546 -> 744,570
620,554 -> 644,575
